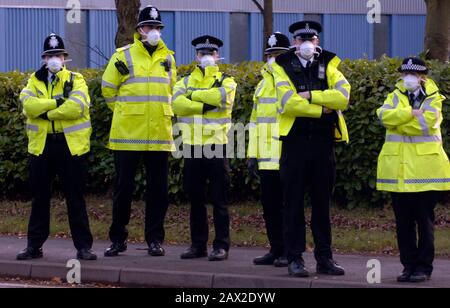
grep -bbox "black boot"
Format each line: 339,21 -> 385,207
104,243 -> 127,257
77,249 -> 97,261
274,256 -> 289,268
288,257 -> 310,278
148,241 -> 165,257
208,249 -> 228,261
253,252 -> 276,265
316,258 -> 345,276
16,247 -> 43,261
180,247 -> 207,259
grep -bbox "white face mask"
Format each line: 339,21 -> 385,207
267,57 -> 276,65
46,57 -> 63,73
140,29 -> 161,46
403,74 -> 421,91
296,41 -> 316,60
200,55 -> 216,68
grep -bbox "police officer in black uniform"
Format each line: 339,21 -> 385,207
274,21 -> 350,277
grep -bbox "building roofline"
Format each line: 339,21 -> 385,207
0,0 -> 426,15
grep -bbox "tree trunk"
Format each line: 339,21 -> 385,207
424,0 -> 450,62
263,0 -> 273,44
115,0 -> 141,48
251,0 -> 274,57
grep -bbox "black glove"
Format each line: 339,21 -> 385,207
247,158 -> 259,179
56,98 -> 65,107
39,112 -> 49,121
203,103 -> 216,114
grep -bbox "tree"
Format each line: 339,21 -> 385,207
115,0 -> 141,48
424,0 -> 450,62
252,0 -> 273,53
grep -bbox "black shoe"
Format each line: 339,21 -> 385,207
148,242 -> 165,257
410,271 -> 430,283
288,258 -> 310,277
274,257 -> 289,268
104,243 -> 127,257
180,247 -> 207,259
16,247 -> 43,261
208,249 -> 228,261
397,270 -> 413,283
77,249 -> 97,261
317,259 -> 345,276
253,252 -> 276,265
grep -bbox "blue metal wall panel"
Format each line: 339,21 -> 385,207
249,13 -> 263,62
0,8 -> 65,72
0,9 -> 7,72
323,14 -> 373,60
249,13 -> 304,62
161,12 -> 175,52
88,11 -> 174,69
88,10 -> 117,68
174,12 -> 230,65
390,15 -> 426,58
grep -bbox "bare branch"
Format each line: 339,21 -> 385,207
251,0 -> 264,13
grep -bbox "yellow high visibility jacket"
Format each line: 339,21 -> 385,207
172,65 -> 237,145
102,34 -> 177,152
271,55 -> 350,142
20,67 -> 91,156
247,64 -> 281,170
376,78 -> 450,192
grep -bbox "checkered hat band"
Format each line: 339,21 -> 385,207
137,20 -> 162,27
401,64 -> 427,72
196,43 -> 219,50
294,29 -> 318,36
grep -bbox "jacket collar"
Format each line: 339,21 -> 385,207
396,78 -> 439,97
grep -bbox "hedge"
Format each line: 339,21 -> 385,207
0,57 -> 449,208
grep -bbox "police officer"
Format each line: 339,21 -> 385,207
102,6 -> 177,257
377,57 -> 450,283
17,34 -> 96,261
173,35 -> 237,261
271,21 -> 350,277
248,32 -> 290,267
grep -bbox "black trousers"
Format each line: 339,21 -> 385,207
391,192 -> 438,275
183,146 -> 230,251
280,137 -> 336,263
259,170 -> 285,257
109,151 -> 169,246
27,135 -> 93,251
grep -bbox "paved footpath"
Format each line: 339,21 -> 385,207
1,237 -> 449,288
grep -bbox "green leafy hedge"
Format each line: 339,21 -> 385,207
0,57 -> 449,207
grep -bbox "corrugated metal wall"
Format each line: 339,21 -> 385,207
391,15 -> 426,58
323,14 -> 374,60
1,0 -> 427,15
0,8 -> 65,72
88,10 -> 117,68
249,13 -> 305,61
0,8 -> 429,72
174,12 -> 230,65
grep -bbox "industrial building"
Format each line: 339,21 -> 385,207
0,0 -> 427,72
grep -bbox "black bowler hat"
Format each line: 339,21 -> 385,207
42,33 -> 68,58
289,20 -> 322,39
136,6 -> 164,29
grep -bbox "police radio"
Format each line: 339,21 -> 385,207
160,59 -> 171,72
63,73 -> 75,99
115,59 -> 130,75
